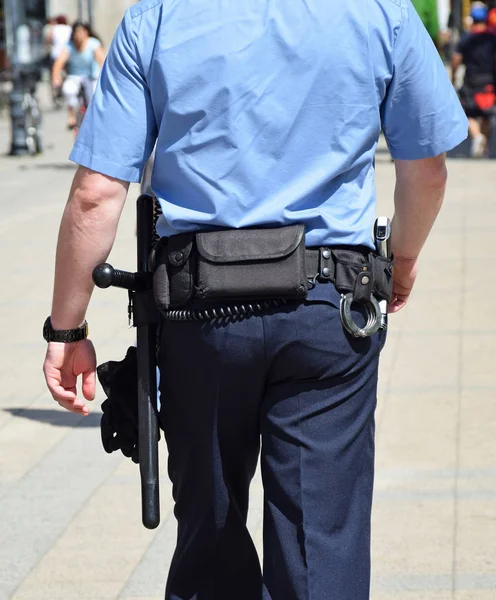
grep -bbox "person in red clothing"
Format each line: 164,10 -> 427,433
487,7 -> 496,33
452,3 -> 496,157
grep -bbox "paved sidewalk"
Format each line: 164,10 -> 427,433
0,107 -> 495,600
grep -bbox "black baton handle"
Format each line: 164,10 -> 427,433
93,263 -> 141,291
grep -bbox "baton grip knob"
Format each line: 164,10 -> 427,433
93,263 -> 138,291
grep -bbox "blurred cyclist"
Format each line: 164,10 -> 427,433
45,16 -> 72,108
452,2 -> 496,157
51,21 -> 105,130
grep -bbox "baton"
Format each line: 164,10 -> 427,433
93,194 -> 160,529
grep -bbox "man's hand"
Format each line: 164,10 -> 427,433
43,340 -> 97,416
389,257 -> 418,314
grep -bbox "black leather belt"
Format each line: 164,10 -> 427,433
304,246 -> 369,283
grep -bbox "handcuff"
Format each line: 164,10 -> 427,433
339,216 -> 391,338
339,293 -> 383,338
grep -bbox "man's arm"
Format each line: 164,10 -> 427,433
51,167 -> 128,328
43,167 -> 129,415
389,155 -> 447,313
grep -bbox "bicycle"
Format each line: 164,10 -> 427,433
20,70 -> 43,155
51,80 -> 65,110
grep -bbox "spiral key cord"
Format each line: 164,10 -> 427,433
164,299 -> 287,321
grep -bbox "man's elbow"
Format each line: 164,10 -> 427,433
395,155 -> 448,191
421,155 -> 448,190
69,167 -> 129,213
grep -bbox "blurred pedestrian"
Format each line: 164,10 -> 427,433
487,6 -> 496,32
43,1 -> 467,599
51,21 -> 105,130
46,16 -> 72,68
451,2 -> 496,157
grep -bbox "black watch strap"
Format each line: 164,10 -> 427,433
43,317 -> 88,343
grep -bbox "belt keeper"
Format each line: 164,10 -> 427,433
319,247 -> 334,281
353,265 -> 374,304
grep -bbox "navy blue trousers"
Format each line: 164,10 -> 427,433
158,282 -> 385,600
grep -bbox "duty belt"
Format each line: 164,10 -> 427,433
161,246 -> 391,339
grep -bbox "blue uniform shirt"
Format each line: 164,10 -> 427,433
70,0 -> 468,248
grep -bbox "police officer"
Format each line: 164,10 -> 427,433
43,1 -> 468,599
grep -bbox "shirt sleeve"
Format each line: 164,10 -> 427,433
381,1 -> 468,160
69,11 -> 157,182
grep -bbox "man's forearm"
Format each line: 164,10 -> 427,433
51,168 -> 128,330
391,157 -> 447,261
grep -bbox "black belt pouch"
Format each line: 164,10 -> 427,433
195,224 -> 308,301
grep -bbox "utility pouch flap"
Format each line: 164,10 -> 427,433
167,234 -> 195,308
331,249 -> 370,295
195,225 -> 308,301
196,225 -> 305,263
152,234 -> 195,311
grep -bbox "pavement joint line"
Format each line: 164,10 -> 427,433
373,573 -> 496,593
451,181 -> 467,600
377,466 -> 496,479
375,488 -> 496,501
381,385 -> 496,394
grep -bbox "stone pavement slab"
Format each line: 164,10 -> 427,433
1,106 -> 495,599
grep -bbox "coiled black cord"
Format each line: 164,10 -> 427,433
163,299 -> 287,321
152,197 -> 163,246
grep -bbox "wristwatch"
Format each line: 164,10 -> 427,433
43,317 -> 89,343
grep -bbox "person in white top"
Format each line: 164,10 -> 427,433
46,15 -> 72,64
